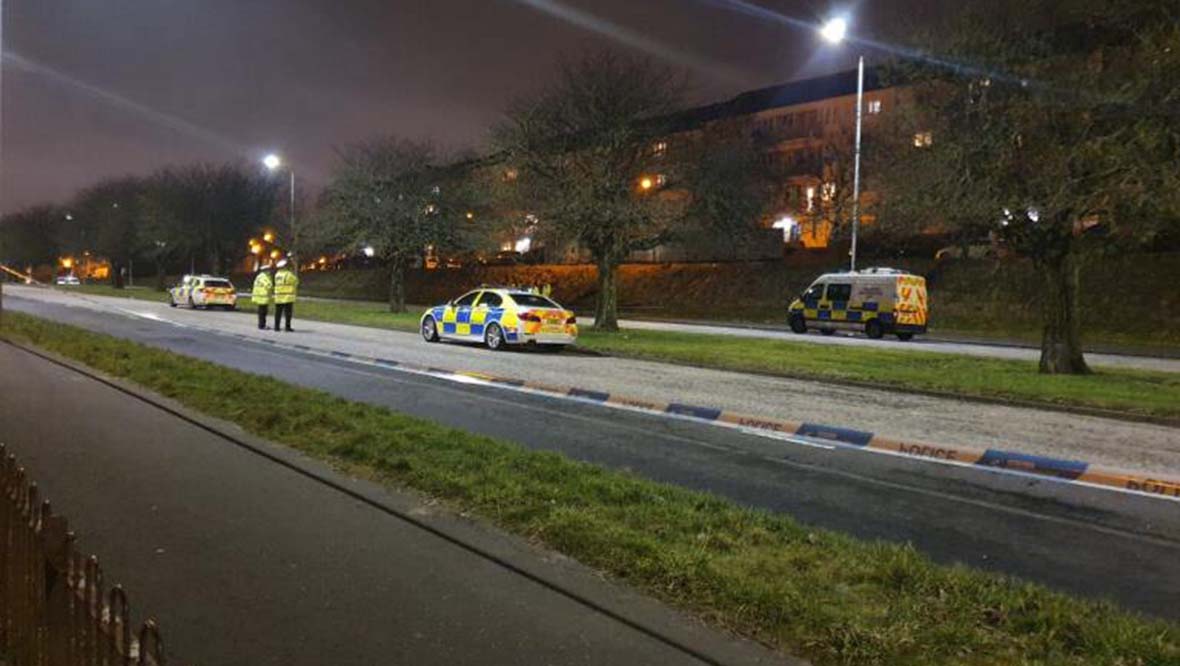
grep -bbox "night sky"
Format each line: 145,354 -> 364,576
2,0 -> 942,213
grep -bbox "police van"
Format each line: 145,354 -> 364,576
787,268 -> 928,341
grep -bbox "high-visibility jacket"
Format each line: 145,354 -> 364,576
274,268 -> 299,305
252,272 -> 274,305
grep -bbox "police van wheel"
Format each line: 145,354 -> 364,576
788,314 -> 807,334
820,328 -> 836,336
421,316 -> 440,342
896,332 -> 914,341
168,295 -> 177,308
485,323 -> 505,351
865,320 -> 884,340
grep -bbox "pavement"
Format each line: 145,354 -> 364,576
4,287 -> 1180,622
0,341 -> 793,666
9,285 -> 1180,475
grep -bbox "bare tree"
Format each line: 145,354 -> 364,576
494,51 -> 771,331
320,137 -> 474,312
876,0 -> 1180,373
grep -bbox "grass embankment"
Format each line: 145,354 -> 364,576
2,311 -> 1178,666
61,285 -> 1180,419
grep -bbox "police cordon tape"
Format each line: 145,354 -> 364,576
164,317 -> 1180,503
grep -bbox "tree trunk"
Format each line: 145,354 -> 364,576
155,259 -> 168,291
388,256 -> 407,313
593,256 -> 620,332
1038,252 -> 1089,374
112,262 -> 125,289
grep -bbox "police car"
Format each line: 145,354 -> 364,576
420,288 -> 578,350
168,274 -> 238,310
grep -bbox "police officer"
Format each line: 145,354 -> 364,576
252,263 -> 274,330
273,259 -> 299,332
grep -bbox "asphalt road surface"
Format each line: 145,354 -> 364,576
10,286 -> 1180,475
0,342 -> 792,666
4,289 -> 1180,623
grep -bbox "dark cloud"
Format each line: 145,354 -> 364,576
1,0 -> 938,212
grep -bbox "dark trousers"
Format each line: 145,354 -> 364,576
274,303 -> 293,331
257,305 -> 269,329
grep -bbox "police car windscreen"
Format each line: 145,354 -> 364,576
204,280 -> 232,289
512,294 -> 559,308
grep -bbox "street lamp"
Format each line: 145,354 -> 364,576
820,15 -> 865,273
263,153 -> 297,261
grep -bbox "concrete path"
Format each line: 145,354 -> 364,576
0,342 -> 792,666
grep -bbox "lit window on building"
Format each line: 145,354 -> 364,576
913,131 -> 934,147
503,168 -> 519,182
652,141 -> 668,157
805,186 -> 817,212
772,216 -> 800,243
821,182 -> 837,202
868,99 -> 882,114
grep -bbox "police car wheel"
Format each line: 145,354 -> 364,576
168,294 -> 177,308
188,295 -> 197,309
865,320 -> 885,340
485,323 -> 505,351
820,328 -> 836,336
421,316 -> 440,342
788,314 -> 807,334
896,332 -> 914,341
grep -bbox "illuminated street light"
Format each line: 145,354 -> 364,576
465,211 -> 475,220
638,176 -> 654,191
362,246 -> 375,258
263,231 -> 276,243
819,15 -> 865,272
820,17 -> 848,44
263,153 -> 297,262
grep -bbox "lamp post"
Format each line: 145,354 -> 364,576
263,153 -> 297,263
820,17 -> 864,273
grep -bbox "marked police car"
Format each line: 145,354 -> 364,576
787,268 -> 928,340
168,274 -> 238,310
420,288 -> 578,350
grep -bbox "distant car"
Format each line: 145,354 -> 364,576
420,288 -> 577,351
54,275 -> 81,286
169,274 -> 237,310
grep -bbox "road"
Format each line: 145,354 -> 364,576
3,287 -> 1180,622
0,341 -> 791,666
11,285 -> 1180,475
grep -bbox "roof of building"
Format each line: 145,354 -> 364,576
667,67 -> 885,130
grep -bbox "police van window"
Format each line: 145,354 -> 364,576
453,291 -> 480,307
477,292 -> 503,308
826,284 -> 852,302
802,284 -> 824,301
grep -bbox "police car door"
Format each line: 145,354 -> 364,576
471,291 -> 502,340
824,283 -> 852,323
448,291 -> 481,340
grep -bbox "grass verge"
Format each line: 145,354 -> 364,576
58,285 -> 1180,420
2,310 -> 1177,666
575,329 -> 1180,420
